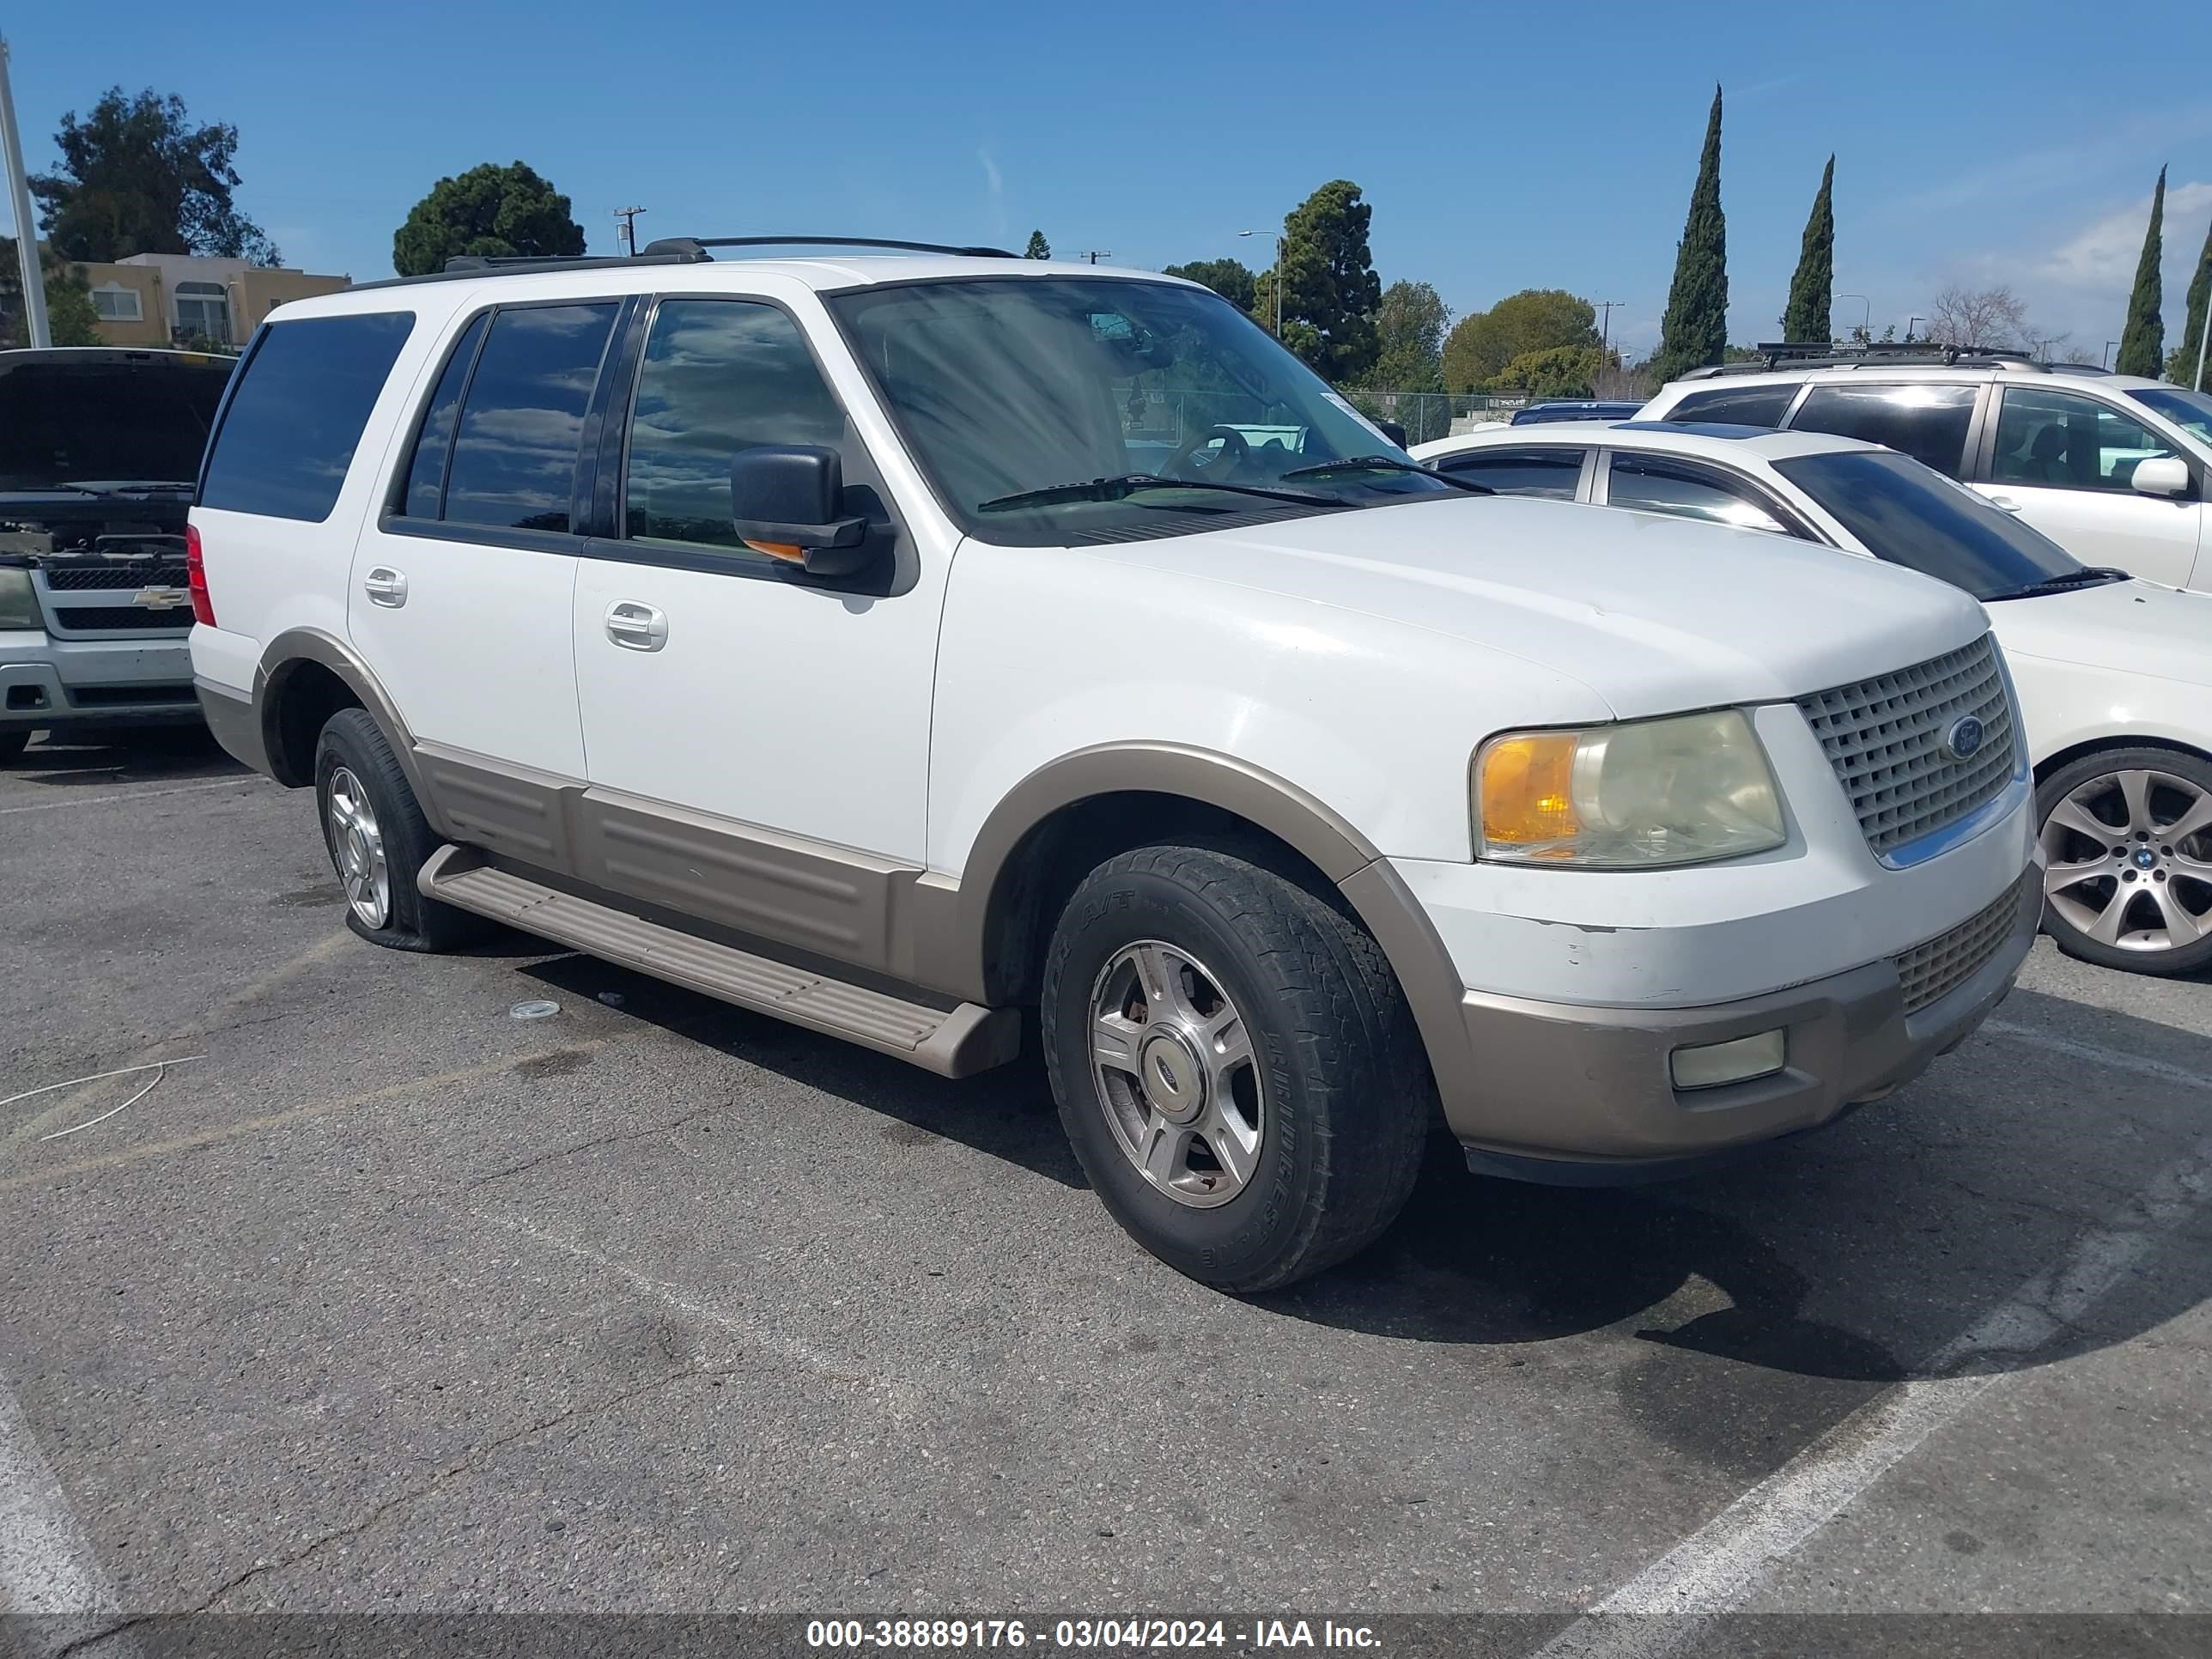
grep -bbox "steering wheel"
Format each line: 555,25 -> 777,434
1164,424 -> 1250,480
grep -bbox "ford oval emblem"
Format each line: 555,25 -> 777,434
1944,715 -> 1985,761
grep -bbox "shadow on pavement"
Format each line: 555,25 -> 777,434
10,727 -> 247,786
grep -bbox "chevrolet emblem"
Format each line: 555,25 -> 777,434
131,587 -> 192,611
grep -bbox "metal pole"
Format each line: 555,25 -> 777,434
1838,292 -> 1869,340
1273,234 -> 1283,338
1596,301 -> 1623,356
2194,317 -> 2209,393
0,38 -> 50,349
612,206 -> 646,258
1906,315 -> 1923,343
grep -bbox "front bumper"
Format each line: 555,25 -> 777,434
1448,867 -> 2041,1180
1,630 -> 201,733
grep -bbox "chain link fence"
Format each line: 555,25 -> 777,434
1112,385 -> 1539,453
1341,391 -> 1537,446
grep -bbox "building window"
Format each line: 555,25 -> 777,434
173,281 -> 233,345
90,284 -> 143,322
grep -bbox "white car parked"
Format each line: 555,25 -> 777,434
1414,419 -> 2212,975
190,240 -> 2035,1290
1637,349 -> 2212,592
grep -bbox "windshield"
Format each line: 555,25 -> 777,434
2128,385 -> 2212,447
1772,449 -> 2083,601
825,276 -> 1457,544
0,358 -> 234,491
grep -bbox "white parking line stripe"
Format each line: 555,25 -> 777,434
1983,1019 -> 2212,1092
0,778 -> 261,817
0,1378 -> 138,1655
1534,1135 -> 2212,1656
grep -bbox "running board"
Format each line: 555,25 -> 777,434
419,846 -> 1019,1078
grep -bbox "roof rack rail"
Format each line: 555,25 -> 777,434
1676,340 -> 2053,380
349,249 -> 709,291
639,234 -> 1021,260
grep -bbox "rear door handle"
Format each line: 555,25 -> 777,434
605,600 -> 668,651
362,567 -> 409,607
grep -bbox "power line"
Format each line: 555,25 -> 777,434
1079,249 -> 1111,265
1595,300 -> 1624,356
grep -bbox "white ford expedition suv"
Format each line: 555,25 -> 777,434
188,239 -> 2039,1291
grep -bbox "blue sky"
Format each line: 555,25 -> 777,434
4,1 -> 2209,364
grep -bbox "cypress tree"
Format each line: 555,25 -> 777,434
1650,86 -> 1729,384
1781,156 -> 1835,343
2172,210 -> 2212,386
2115,167 -> 2166,377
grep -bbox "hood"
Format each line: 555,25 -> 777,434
0,350 -> 229,495
1989,578 -> 2212,687
1085,495 -> 1990,718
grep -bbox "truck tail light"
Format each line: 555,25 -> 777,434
185,523 -> 216,627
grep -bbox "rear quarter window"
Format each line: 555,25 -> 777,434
1666,384 -> 1798,427
198,312 -> 416,522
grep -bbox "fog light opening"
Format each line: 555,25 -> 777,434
1670,1028 -> 1787,1091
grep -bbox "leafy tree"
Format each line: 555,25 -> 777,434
1441,289 -> 1598,391
1251,180 -> 1382,380
29,88 -> 280,265
1781,156 -> 1834,343
1494,344 -> 1607,401
0,240 -> 103,347
1364,280 -> 1451,390
1024,229 -> 1050,260
1650,86 -> 1729,385
2168,208 -> 2210,387
392,161 -> 586,277
1161,257 -> 1255,313
2115,166 -> 2166,378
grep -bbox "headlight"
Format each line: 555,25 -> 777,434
1476,708 -> 1786,867
0,568 -> 41,631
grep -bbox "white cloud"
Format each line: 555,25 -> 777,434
2029,180 -> 2212,295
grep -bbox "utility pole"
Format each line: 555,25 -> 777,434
612,205 -> 647,258
1239,228 -> 1285,338
0,37 -> 50,349
1595,300 -> 1623,356
1079,249 -> 1110,266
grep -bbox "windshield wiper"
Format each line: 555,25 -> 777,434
1279,455 -> 1494,494
1984,566 -> 2131,602
975,473 -> 1341,514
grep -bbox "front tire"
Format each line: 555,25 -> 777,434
313,708 -> 491,951
1040,842 -> 1431,1291
2037,745 -> 2212,976
0,730 -> 28,765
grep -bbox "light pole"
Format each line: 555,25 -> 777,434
1239,228 -> 1284,337
1837,292 -> 1870,342
2192,323 -> 2209,392
2105,340 -> 2120,369
1905,315 -> 1923,343
0,37 -> 49,349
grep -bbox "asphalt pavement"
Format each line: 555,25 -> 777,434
0,731 -> 2206,1657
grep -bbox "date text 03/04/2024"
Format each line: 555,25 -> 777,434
805,1619 -> 1382,1650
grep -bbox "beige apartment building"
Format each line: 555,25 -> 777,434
78,252 -> 349,349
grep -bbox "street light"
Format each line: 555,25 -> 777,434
1905,315 -> 1923,343
2105,340 -> 2119,369
1836,292 -> 1870,341
1239,228 -> 1284,338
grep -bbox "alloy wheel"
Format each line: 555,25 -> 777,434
1088,941 -> 1264,1209
2040,768 -> 2212,953
325,765 -> 392,930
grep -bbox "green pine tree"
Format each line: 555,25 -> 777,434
1650,86 -> 1728,384
1780,156 -> 1834,344
1023,229 -> 1050,260
2170,210 -> 2211,387
2115,166 -> 2166,377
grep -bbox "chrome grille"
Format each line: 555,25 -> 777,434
1797,635 -> 2016,859
44,562 -> 190,591
1893,873 -> 2028,1015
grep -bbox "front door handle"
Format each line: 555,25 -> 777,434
605,600 -> 669,652
1984,495 -> 2022,513
362,567 -> 409,607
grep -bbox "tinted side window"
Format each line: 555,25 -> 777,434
1433,448 -> 1583,499
1992,386 -> 2175,492
1607,458 -> 1790,534
1667,384 -> 1798,427
1790,383 -> 1977,477
398,313 -> 488,520
442,303 -> 619,533
622,300 -> 848,547
199,312 -> 415,521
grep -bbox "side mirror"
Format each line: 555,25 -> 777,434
2130,454 -> 2191,499
1374,418 -> 1409,450
730,445 -> 878,575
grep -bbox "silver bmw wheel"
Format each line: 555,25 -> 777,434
1088,940 -> 1264,1209
325,765 -> 392,930
2040,767 -> 2212,953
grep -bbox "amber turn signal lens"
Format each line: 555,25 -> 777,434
1479,732 -> 1581,849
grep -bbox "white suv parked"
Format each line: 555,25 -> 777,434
188,240 -> 2038,1290
1640,349 -> 2212,591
